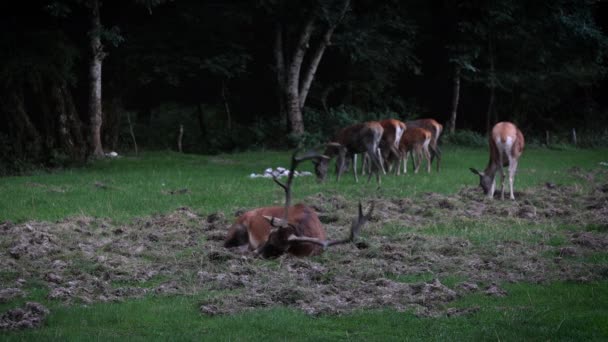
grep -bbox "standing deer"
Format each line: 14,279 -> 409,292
313,122 -> 385,184
363,119 -> 406,174
406,118 -> 443,171
225,149 -> 373,258
396,127 -> 432,174
469,121 -> 525,200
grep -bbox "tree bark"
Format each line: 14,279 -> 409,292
275,0 -> 351,139
299,0 -> 350,108
127,112 -> 138,155
274,23 -> 289,131
285,16 -> 315,137
221,80 -> 232,131
448,66 -> 461,134
486,36 -> 496,136
88,0 -> 106,158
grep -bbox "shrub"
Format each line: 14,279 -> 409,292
443,130 -> 487,147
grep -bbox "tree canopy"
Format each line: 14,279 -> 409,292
1,0 -> 607,172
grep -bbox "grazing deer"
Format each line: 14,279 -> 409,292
225,149 -> 373,258
313,122 -> 385,184
469,121 -> 525,200
396,127 -> 432,174
406,118 -> 443,171
368,119 -> 407,174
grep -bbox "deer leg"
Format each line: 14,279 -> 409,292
336,148 -> 347,182
377,147 -> 387,175
499,155 -> 506,200
403,150 -> 409,174
508,160 -> 517,200
414,147 -> 422,174
425,145 -> 431,173
366,146 -> 382,184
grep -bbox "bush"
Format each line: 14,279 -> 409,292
443,130 -> 487,147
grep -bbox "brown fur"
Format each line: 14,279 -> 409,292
470,121 -> 525,200
315,121 -> 384,183
398,127 -> 432,174
406,118 -> 443,171
224,203 -> 326,257
378,119 -> 407,172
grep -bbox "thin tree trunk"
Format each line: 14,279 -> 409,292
61,83 -> 86,160
197,103 -> 206,140
88,0 -> 106,158
486,36 -> 496,136
274,23 -> 289,131
221,81 -> 232,131
448,66 -> 461,134
299,0 -> 350,107
178,124 -> 184,153
285,16 -> 315,137
127,112 -> 138,155
12,91 -> 42,158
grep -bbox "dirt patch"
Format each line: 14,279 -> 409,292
0,302 -> 49,330
0,170 -> 607,323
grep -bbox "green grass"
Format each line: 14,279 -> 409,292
1,147 -> 606,223
1,282 -> 606,341
1,146 -> 607,340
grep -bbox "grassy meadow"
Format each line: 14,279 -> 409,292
1,146 -> 607,341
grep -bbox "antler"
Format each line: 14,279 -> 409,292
272,148 -> 329,220
265,201 -> 374,248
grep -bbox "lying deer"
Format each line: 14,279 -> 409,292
225,149 -> 373,258
469,121 -> 525,200
396,127 -> 432,174
313,122 -> 385,184
406,118 -> 443,171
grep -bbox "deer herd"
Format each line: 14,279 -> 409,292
225,118 -> 525,258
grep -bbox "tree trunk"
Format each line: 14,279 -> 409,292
285,16 -> 315,137
299,0 -> 350,107
88,0 -> 106,158
486,36 -> 496,136
221,80 -> 232,131
448,66 -> 461,134
275,1 -> 351,139
197,103 -> 206,140
274,23 -> 289,131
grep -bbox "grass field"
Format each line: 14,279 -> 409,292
1,146 -> 607,340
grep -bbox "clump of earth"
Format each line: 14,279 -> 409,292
0,168 -> 606,327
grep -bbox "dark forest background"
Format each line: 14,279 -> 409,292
1,0 -> 608,174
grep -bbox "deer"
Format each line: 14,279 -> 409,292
313,121 -> 385,185
395,127 -> 432,174
405,118 -> 443,171
225,149 -> 374,258
363,119 -> 406,175
469,121 -> 525,200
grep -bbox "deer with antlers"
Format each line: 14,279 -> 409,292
469,121 -> 525,200
225,149 -> 374,258
313,122 -> 385,184
406,118 -> 443,171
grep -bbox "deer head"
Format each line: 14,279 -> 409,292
256,202 -> 374,258
469,167 -> 493,196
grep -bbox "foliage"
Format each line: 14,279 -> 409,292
443,130 -> 487,147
